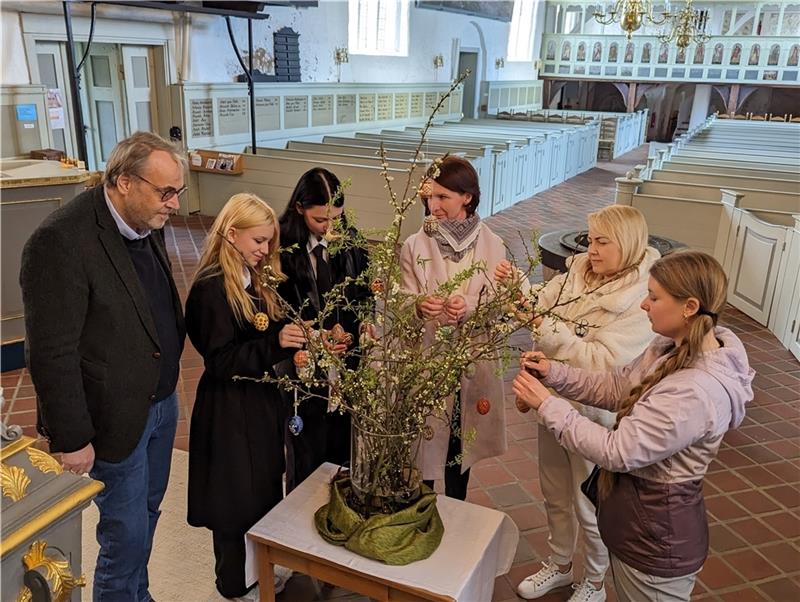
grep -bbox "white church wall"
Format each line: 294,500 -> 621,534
188,1 -> 539,85
2,10 -> 31,85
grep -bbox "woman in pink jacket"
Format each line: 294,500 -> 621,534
513,251 -> 754,602
400,156 -> 506,500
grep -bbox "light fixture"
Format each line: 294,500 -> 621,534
657,0 -> 711,49
334,47 -> 349,83
432,54 -> 444,80
495,57 -> 505,69
594,0 -> 670,40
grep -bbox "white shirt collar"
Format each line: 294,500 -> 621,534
104,187 -> 150,240
242,268 -> 252,289
306,235 -> 328,254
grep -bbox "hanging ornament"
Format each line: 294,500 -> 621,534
293,350 -> 309,367
370,278 -> 385,294
423,214 -> 439,236
575,319 -> 589,338
289,389 -> 304,435
253,312 -> 269,332
294,350 -> 314,381
422,425 -> 435,440
288,414 -> 304,435
476,398 -> 491,415
515,396 -> 531,413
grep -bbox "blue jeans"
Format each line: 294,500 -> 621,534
90,391 -> 178,602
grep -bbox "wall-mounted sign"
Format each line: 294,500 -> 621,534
16,104 -> 37,121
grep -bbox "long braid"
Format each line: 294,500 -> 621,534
597,250 -> 726,501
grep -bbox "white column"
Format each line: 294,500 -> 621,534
689,84 -> 713,130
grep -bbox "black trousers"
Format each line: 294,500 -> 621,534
424,400 -> 471,501
285,395 -> 351,493
212,528 -> 253,598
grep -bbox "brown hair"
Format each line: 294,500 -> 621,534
426,156 -> 480,216
598,251 -> 728,499
103,131 -> 186,186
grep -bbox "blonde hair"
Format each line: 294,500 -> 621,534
194,193 -> 285,325
584,205 -> 649,285
598,251 -> 728,500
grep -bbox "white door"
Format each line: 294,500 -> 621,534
121,45 -> 157,134
82,43 -> 126,169
34,41 -> 76,156
726,213 -> 787,325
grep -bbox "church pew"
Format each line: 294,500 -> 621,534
650,170 -> 800,194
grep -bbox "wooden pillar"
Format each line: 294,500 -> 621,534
543,79 -> 552,109
626,82 -> 637,113
729,84 -> 741,115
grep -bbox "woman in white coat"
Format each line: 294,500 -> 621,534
400,156 -> 507,500
504,205 -> 659,602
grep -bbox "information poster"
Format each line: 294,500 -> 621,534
190,98 -> 214,137
336,94 -> 356,124
312,95 -> 334,127
285,96 -> 309,129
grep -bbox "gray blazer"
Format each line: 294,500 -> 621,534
20,186 -> 185,462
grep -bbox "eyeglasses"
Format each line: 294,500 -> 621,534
132,174 -> 187,203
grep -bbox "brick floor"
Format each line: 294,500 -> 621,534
3,145 -> 798,601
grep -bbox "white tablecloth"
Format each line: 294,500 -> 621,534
246,463 -> 519,601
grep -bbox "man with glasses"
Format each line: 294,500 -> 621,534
20,132 -> 187,602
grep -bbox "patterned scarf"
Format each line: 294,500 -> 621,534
426,214 -> 482,262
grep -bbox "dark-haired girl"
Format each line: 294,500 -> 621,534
278,167 -> 370,491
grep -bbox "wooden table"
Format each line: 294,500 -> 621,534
246,463 -> 519,602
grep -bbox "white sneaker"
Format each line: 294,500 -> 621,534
517,561 -> 574,599
230,567 -> 292,602
568,578 -> 607,602
274,565 -> 293,594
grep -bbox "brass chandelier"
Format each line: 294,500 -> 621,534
657,0 -> 711,49
593,1 -> 670,39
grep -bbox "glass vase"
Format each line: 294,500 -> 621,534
349,422 -> 423,516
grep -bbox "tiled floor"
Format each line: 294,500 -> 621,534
3,145 -> 799,601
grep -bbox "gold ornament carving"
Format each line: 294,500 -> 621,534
15,588 -> 32,602
1,462 -> 31,502
18,540 -> 86,602
26,447 -> 63,475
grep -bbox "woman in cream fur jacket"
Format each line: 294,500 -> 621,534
508,205 -> 659,602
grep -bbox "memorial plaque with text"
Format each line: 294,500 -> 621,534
285,95 -> 309,129
410,93 -> 423,118
424,92 -> 438,117
451,90 -> 462,114
377,94 -> 392,121
394,93 -> 409,119
191,98 -> 214,138
218,97 -> 249,136
336,94 -> 356,124
312,95 -> 333,127
256,96 -> 280,131
358,94 -> 375,122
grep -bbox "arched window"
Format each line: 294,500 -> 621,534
642,43 -> 652,63
658,43 -> 669,63
693,44 -> 705,64
768,44 -> 780,65
712,43 -> 724,65
561,41 -> 572,61
624,42 -> 635,63
788,44 -> 799,66
748,44 -> 760,65
348,0 -> 409,56
730,43 -> 742,65
546,40 -> 556,60
609,42 -> 619,62
592,42 -> 602,62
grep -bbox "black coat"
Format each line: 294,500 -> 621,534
277,232 -> 371,351
185,275 -> 291,531
19,186 -> 185,462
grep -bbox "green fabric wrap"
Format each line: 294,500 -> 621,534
314,477 -> 444,565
